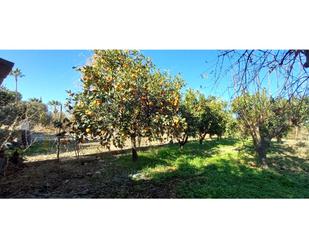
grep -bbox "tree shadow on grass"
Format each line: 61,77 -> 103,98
268,153 -> 309,175
269,141 -> 297,155
3,138 -> 308,198
135,154 -> 309,198
116,138 -> 238,173
88,139 -> 309,198
123,139 -> 309,198
231,140 -> 309,183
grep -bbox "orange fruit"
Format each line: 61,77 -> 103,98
96,99 -> 102,105
85,110 -> 93,116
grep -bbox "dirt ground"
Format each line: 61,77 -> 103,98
25,135 -> 170,162
0,145 -> 174,198
1,137 -> 308,198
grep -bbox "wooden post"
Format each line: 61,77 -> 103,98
56,104 -> 62,162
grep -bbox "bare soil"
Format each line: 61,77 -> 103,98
0,144 -> 174,198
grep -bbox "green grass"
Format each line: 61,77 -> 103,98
24,140 -> 53,155
114,138 -> 309,198
3,138 -> 309,198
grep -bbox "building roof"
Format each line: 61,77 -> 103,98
0,58 -> 14,85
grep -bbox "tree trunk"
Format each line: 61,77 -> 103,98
131,135 -> 138,161
276,136 -> 282,143
0,157 -> 6,176
21,130 -> 27,147
199,133 -> 206,145
255,137 -> 269,168
57,137 -> 61,162
56,104 -> 63,163
256,145 -> 267,167
178,134 -> 188,149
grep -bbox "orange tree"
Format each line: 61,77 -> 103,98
198,96 -> 229,142
167,89 -> 200,148
66,50 -> 184,161
168,90 -> 230,148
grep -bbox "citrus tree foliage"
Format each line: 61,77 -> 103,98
67,50 -> 184,161
171,89 -> 230,147
225,115 -> 239,138
175,89 -> 199,147
197,95 -> 229,143
231,89 -> 307,166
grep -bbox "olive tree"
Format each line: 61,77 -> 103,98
232,89 -> 307,167
215,50 -> 309,167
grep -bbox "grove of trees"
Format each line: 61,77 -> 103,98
170,89 -> 230,148
1,50 -> 308,170
65,49 -> 309,166
0,87 -> 54,147
67,50 -> 232,160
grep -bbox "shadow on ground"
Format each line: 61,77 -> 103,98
0,138 -> 308,198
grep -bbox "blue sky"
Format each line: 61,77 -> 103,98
0,50 -> 232,105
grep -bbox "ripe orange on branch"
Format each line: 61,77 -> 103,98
85,110 -> 93,116
95,99 -> 102,105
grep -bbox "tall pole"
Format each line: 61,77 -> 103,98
15,76 -> 18,103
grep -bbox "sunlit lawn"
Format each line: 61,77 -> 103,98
115,138 -> 309,198
1,138 -> 309,198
